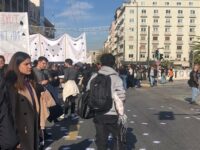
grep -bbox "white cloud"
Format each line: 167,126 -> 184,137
57,1 -> 93,20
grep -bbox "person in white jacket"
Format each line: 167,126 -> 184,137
87,53 -> 126,150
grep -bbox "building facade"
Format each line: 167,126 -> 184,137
0,0 -> 55,38
105,0 -> 200,66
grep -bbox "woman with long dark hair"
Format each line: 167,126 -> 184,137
5,52 -> 39,150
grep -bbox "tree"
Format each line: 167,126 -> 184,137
192,36 -> 200,65
160,60 -> 173,68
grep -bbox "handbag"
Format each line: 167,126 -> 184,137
77,91 -> 95,119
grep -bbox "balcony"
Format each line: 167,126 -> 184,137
176,32 -> 184,36
177,14 -> 184,18
164,40 -> 171,44
141,14 -> 147,18
189,32 -> 196,36
140,40 -> 147,44
176,41 -> 183,45
165,32 -> 171,36
165,23 -> 172,27
152,31 -> 159,35
152,40 -> 159,44
190,23 -> 196,27
189,14 -> 196,18
140,31 -> 147,35
177,23 -> 184,27
153,14 -> 160,18
165,14 -> 172,18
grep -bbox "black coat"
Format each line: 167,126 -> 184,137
0,72 -> 39,150
0,80 -> 19,149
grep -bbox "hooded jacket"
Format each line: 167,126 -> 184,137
87,66 -> 126,116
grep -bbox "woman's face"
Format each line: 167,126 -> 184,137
19,58 -> 32,75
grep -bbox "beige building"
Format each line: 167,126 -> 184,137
87,50 -> 103,64
105,0 -> 200,66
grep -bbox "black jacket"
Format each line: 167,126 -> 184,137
0,79 -> 19,149
189,71 -> 199,88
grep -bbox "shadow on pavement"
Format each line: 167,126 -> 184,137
58,139 -> 93,150
126,128 -> 137,150
44,117 -> 79,148
156,111 -> 175,120
184,97 -> 192,103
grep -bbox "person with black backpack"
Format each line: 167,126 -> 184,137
86,53 -> 126,150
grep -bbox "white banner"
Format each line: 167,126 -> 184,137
0,12 -> 29,63
29,33 -> 87,63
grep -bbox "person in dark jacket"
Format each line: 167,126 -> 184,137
0,55 -> 7,81
189,64 -> 199,104
3,52 -> 40,150
0,74 -> 19,150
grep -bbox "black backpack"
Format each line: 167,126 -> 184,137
88,73 -> 113,115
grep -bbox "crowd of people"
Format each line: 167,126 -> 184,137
0,52 -> 127,150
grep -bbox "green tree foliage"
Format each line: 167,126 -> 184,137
192,36 -> 200,64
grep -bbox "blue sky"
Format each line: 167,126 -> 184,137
44,0 -> 124,50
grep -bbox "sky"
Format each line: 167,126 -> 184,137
44,0 -> 124,51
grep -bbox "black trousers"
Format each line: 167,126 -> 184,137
94,115 -> 125,150
64,95 -> 76,115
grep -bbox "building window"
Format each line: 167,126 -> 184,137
153,27 -> 158,32
190,10 -> 195,14
166,19 -> 170,23
129,27 -> 134,31
189,2 -> 193,6
165,37 -> 170,41
141,19 -> 146,23
129,45 -> 134,49
177,37 -> 182,41
190,28 -> 195,32
165,55 -> 169,58
189,37 -> 194,41
141,36 -> 146,40
153,2 -> 157,5
177,46 -> 182,50
178,10 -> 183,14
165,2 -> 169,6
154,9 -> 158,14
178,19 -> 183,23
140,45 -> 146,50
153,37 -> 158,41
178,27 -> 182,32
154,19 -> 158,23
129,36 -> 134,41
140,54 -> 145,58
129,18 -> 134,23
177,2 -> 181,6
141,2 -> 145,6
190,19 -> 195,23
129,54 -> 134,58
120,45 -> 123,49
130,9 -> 134,14
141,28 -> 146,32
177,54 -> 181,58
165,28 -> 170,32
141,9 -> 146,14
165,45 -> 170,50
166,10 -> 171,14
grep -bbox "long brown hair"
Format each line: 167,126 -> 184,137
7,52 -> 31,90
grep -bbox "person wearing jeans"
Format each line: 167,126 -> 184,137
189,64 -> 199,104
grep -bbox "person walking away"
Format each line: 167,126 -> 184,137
168,68 -> 174,82
161,67 -> 166,84
62,59 -> 79,119
3,52 -> 40,150
87,53 -> 126,150
189,64 -> 199,105
119,65 -> 128,90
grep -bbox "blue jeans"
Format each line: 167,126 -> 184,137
120,75 -> 127,90
192,87 -> 200,102
150,76 -> 155,86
